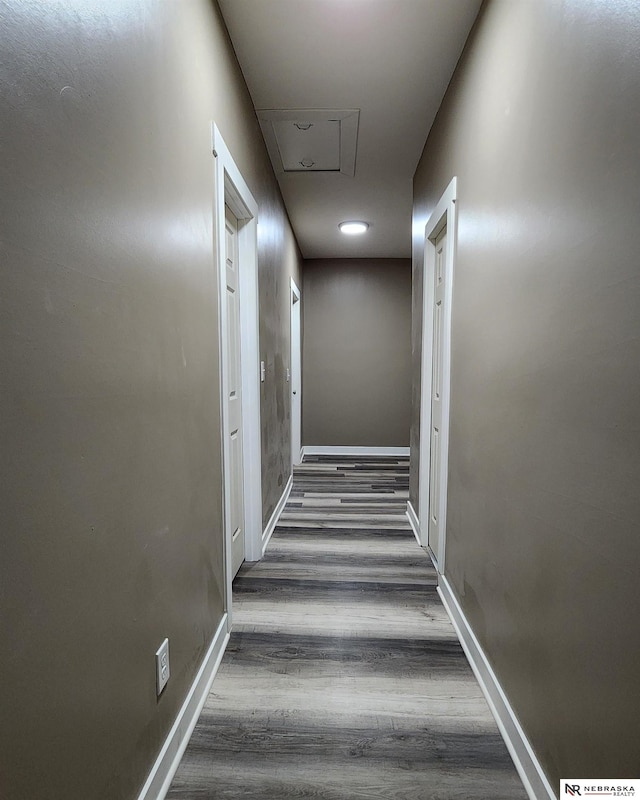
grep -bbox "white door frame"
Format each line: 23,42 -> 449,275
290,277 -> 302,467
418,176 -> 458,573
212,124 -> 262,623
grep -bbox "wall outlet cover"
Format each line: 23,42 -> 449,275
156,638 -> 170,696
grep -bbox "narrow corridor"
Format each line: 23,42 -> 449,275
167,457 -> 527,799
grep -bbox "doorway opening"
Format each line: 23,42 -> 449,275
213,124 -> 262,624
290,278 -> 302,467
418,177 -> 457,573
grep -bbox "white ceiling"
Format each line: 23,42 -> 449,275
218,0 -> 482,259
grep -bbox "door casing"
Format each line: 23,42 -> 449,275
213,124 -> 262,624
290,278 -> 302,467
418,176 -> 458,574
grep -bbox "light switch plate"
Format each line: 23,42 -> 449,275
260,361 -> 266,382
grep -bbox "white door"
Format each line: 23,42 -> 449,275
225,205 -> 245,577
290,280 -> 302,466
428,225 -> 447,563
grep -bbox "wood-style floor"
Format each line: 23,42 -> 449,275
167,456 -> 527,799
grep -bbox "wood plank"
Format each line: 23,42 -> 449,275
167,457 -> 527,799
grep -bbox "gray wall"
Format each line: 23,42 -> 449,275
411,0 -> 640,790
303,259 -> 411,447
0,2 -> 299,798
260,217 -> 302,521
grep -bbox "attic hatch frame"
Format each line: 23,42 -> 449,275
257,108 -> 360,176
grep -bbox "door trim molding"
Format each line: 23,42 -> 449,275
136,615 -> 229,800
418,176 -> 457,570
290,277 -> 302,467
212,124 -> 262,622
438,577 -> 555,800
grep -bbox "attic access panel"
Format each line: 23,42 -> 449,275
273,118 -> 340,171
258,109 -> 359,176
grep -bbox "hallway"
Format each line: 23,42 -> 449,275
3,2 -> 640,796
167,457 -> 527,799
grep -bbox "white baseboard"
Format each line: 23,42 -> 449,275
406,500 -> 421,546
262,472 -> 293,554
437,577 -> 555,800
137,614 -> 230,800
303,446 -> 410,457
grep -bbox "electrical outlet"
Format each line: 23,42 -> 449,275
156,638 -> 170,696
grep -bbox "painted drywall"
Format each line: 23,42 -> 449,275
411,0 -> 640,790
0,2 -> 300,798
303,259 -> 411,447
260,213 -> 302,524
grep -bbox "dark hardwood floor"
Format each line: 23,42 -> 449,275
167,456 -> 527,799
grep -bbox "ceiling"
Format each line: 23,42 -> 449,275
218,0 -> 482,260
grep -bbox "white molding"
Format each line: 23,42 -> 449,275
290,277 -> 302,468
212,124 -> 263,622
304,446 -> 410,457
438,577 -> 555,800
418,176 -> 458,565
136,615 -> 230,800
262,473 -> 293,554
406,501 -> 421,546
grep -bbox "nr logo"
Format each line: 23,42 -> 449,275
565,786 -> 582,797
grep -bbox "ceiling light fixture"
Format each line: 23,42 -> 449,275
339,221 -> 369,235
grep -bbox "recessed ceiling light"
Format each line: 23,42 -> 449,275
339,221 -> 369,235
